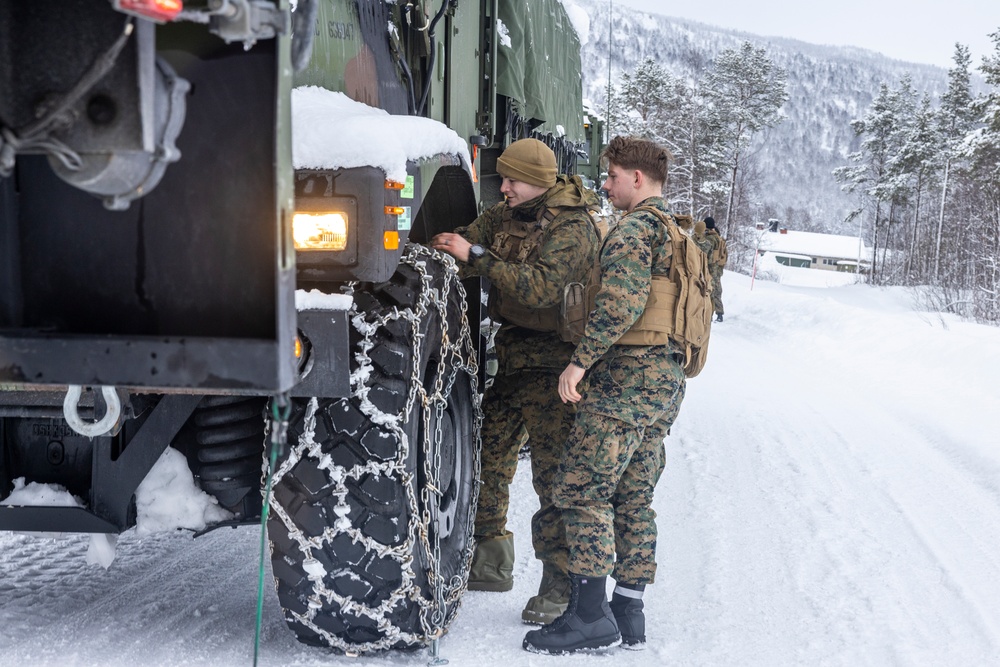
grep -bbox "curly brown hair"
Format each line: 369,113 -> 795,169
601,135 -> 670,185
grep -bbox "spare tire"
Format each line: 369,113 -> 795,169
266,244 -> 481,652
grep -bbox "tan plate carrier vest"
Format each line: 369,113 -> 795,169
613,206 -> 714,378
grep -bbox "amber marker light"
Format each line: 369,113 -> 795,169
383,231 -> 400,250
384,180 -> 406,190
384,206 -> 406,216
292,211 -> 348,251
294,336 -> 303,360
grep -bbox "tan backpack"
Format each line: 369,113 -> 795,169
711,232 -> 728,268
613,207 -> 714,378
673,213 -> 694,231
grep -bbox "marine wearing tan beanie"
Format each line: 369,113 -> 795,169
496,138 -> 558,188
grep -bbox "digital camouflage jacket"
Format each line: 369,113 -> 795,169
456,177 -> 600,373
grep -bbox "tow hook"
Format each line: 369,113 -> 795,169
63,385 -> 123,438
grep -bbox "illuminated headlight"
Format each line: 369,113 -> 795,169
293,212 -> 349,251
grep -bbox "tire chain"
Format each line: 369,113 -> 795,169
266,243 -> 482,653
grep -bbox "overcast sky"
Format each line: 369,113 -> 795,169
610,0 -> 998,69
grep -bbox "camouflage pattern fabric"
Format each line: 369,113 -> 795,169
612,378 -> 685,582
492,325 -> 576,375
553,352 -> 685,582
474,370 -> 579,575
705,231 -> 725,315
570,197 -> 683,372
457,179 -> 600,574
710,266 -> 724,315
555,196 -> 688,583
456,181 -> 600,346
455,183 -> 599,375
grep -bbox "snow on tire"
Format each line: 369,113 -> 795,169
266,244 -> 481,653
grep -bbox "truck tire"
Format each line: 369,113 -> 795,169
266,244 -> 481,653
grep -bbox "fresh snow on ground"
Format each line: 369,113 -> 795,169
2,266 -> 999,666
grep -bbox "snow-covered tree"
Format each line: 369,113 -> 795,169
933,44 -> 977,283
834,83 -> 901,283
835,32 -> 1000,319
665,79 -> 721,220
614,57 -> 675,141
966,30 -> 1000,322
893,93 -> 940,279
701,41 -> 788,234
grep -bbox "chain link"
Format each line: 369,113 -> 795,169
266,244 -> 481,654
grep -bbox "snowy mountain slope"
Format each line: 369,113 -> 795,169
2,270 -> 1000,666
575,0 -> 954,233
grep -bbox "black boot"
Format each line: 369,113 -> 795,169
522,574 -> 620,654
610,587 -> 646,650
715,313 -> 724,322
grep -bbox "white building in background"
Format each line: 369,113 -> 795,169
753,222 -> 871,274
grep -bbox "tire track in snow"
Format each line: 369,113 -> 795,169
655,308 -> 1000,665
0,528 -> 273,666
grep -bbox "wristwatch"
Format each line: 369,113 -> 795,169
469,244 -> 486,261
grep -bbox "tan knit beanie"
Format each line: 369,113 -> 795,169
496,138 -> 558,188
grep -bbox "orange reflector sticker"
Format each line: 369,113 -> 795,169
383,231 -> 400,250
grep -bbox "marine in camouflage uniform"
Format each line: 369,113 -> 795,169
703,216 -> 725,319
431,139 -> 600,621
457,184 -> 599,570
524,136 -> 687,655
553,194 -> 686,584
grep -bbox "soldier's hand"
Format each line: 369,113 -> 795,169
430,232 -> 472,262
558,363 -> 586,404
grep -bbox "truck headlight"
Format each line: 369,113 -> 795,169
292,212 -> 348,251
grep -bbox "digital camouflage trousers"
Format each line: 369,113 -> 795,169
552,349 -> 686,584
711,267 -> 724,315
474,370 -> 578,575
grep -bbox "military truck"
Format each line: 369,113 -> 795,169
0,0 -> 598,654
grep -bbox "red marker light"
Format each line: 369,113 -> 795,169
113,0 -> 183,23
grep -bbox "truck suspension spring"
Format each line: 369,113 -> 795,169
191,396 -> 268,499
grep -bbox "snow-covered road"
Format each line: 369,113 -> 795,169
657,275 -> 1000,665
2,268 -> 999,666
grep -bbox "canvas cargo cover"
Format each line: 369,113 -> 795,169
497,0 -> 585,143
